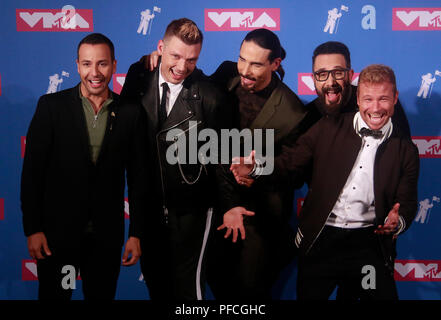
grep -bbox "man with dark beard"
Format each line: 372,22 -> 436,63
299,41 -> 411,138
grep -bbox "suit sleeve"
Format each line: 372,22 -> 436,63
260,118 -> 323,188
392,99 -> 411,139
126,104 -> 150,239
120,62 -> 143,102
394,141 -> 420,233
20,95 -> 53,237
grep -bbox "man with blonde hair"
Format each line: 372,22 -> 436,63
121,18 -> 229,300
231,64 -> 419,300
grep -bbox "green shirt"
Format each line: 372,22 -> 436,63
79,87 -> 113,164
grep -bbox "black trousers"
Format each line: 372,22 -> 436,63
36,232 -> 122,300
140,208 -> 211,300
207,221 -> 297,300
297,225 -> 398,300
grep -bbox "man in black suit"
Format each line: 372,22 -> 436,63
231,64 -> 420,300
120,18 -> 228,300
21,33 -> 148,300
298,41 -> 411,139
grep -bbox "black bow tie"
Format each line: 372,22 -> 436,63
359,127 -> 383,139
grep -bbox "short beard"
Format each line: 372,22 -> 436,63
317,80 -> 352,115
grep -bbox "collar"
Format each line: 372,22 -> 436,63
78,85 -> 113,112
353,112 -> 393,144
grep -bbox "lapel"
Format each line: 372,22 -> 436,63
325,115 -> 363,204
227,75 -> 286,141
95,94 -> 118,165
69,84 -> 93,164
249,81 -> 282,131
159,73 -> 199,132
140,67 -> 160,133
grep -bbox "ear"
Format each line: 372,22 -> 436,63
112,59 -> 117,74
348,69 -> 355,82
393,89 -> 399,105
76,59 -> 80,74
271,57 -> 282,72
157,39 -> 165,55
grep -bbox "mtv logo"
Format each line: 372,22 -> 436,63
0,198 -> 4,220
16,8 -> 94,32
21,136 -> 26,158
393,8 -> 441,30
124,197 -> 130,219
22,259 -> 38,281
297,198 -> 304,217
297,73 -> 359,95
112,74 -> 126,95
205,8 -> 280,31
395,260 -> 441,281
412,136 -> 441,158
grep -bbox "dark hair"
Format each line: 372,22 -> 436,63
242,28 -> 286,80
164,18 -> 203,45
77,33 -> 115,61
312,41 -> 351,69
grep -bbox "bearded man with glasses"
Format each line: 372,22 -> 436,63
297,41 -> 411,139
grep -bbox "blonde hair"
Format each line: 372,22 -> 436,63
358,64 -> 397,94
164,18 -> 203,45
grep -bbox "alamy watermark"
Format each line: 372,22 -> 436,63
164,121 -> 275,175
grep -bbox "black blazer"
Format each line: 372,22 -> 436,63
21,84 -> 149,251
120,61 -> 230,226
273,112 -> 419,269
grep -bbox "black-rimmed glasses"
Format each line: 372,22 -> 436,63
313,68 -> 350,81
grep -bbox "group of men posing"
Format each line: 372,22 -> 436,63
21,18 -> 419,300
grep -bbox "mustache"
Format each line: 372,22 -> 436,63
322,83 -> 343,94
239,74 -> 256,81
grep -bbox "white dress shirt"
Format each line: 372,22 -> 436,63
325,112 -> 393,229
158,64 -> 184,116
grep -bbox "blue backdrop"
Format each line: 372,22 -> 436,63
0,0 -> 440,300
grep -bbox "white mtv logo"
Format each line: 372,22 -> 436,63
20,6 -> 90,29
412,138 -> 441,155
116,76 -> 126,87
395,262 -> 441,279
208,11 -> 276,28
25,261 -> 38,277
396,10 -> 441,27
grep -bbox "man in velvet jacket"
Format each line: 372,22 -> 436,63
231,64 -> 419,300
21,33 -> 148,299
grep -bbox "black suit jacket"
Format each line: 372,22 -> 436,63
21,84 -> 149,251
120,62 -> 230,227
273,112 -> 419,269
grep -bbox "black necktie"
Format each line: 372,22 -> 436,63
158,82 -> 169,127
359,127 -> 383,139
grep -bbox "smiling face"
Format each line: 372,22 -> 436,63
237,40 -> 281,93
313,53 -> 354,113
357,81 -> 398,130
76,43 -> 116,99
157,35 -> 201,84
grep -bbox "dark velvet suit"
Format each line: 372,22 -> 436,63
120,61 -> 230,300
272,112 -> 419,299
21,84 -> 149,299
208,61 -> 308,299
